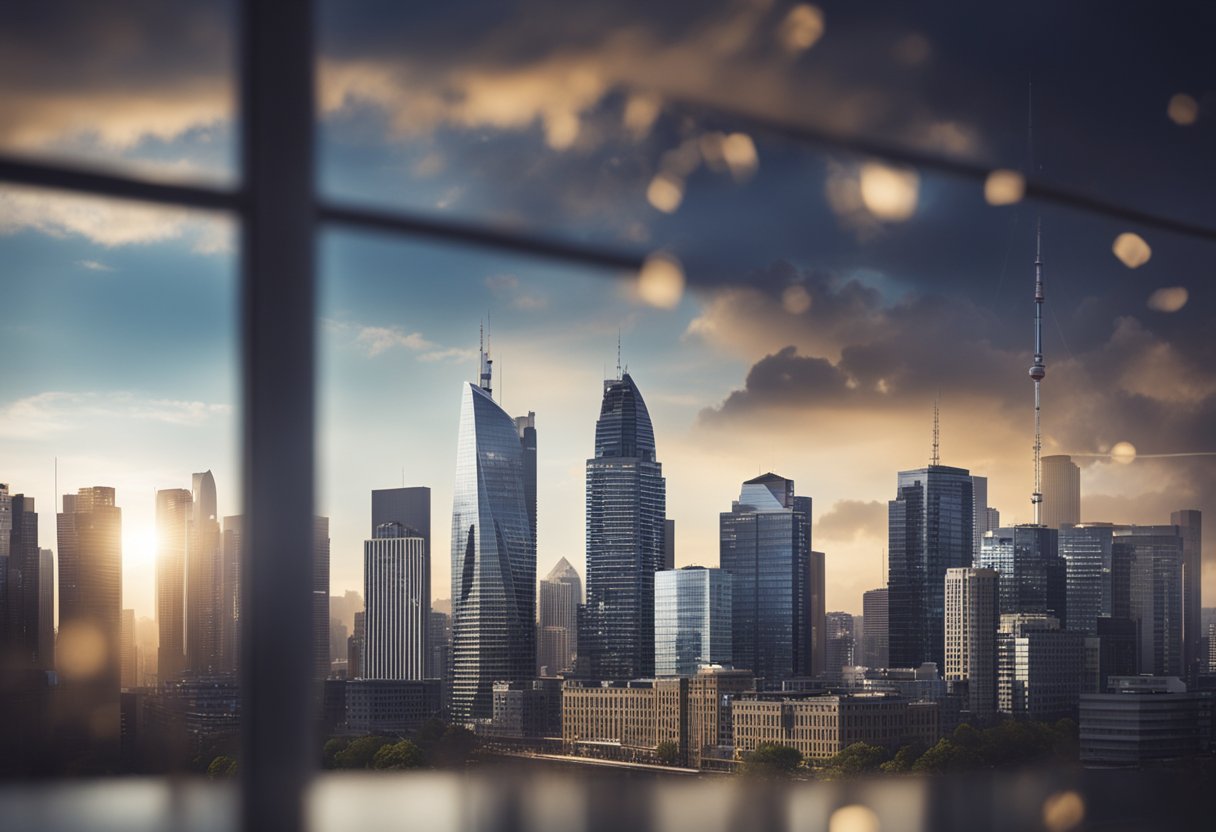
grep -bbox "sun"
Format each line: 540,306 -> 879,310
123,524 -> 158,572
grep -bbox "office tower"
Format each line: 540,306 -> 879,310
515,413 -> 538,551
120,608 -> 137,689
811,551 -> 826,677
997,614 -> 1085,721
427,610 -> 451,689
57,487 -> 123,743
450,343 -> 536,720
219,515 -> 242,673
824,611 -> 856,679
6,492 -> 42,667
348,611 -> 366,680
363,521 -> 429,680
314,516 -> 331,681
970,476 -> 988,560
538,557 -> 581,675
1059,523 -> 1115,635
187,470 -> 222,675
0,483 -> 9,651
888,465 -> 974,670
945,567 -> 998,723
156,488 -> 192,683
1115,525 -> 1184,676
663,519 -> 675,570
582,371 -> 665,681
654,566 -> 732,677
38,548 -> 54,670
372,486 -> 431,560
719,473 -> 813,686
984,507 -> 1000,534
1041,455 -> 1080,529
978,526 -> 1066,623
1171,510 -> 1202,681
861,588 -> 889,668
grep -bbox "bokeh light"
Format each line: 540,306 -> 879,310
778,5 -> 825,54
647,173 -> 684,213
1110,441 -> 1137,465
782,284 -> 813,314
859,163 -> 919,221
984,169 -> 1025,206
1042,791 -> 1085,832
829,804 -> 881,832
57,621 -> 109,681
637,252 -> 685,309
1112,232 -> 1151,268
1167,93 -> 1199,126
1147,286 -> 1188,313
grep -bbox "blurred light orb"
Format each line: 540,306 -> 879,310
1147,286 -> 1189,313
637,253 -> 685,309
1110,441 -> 1137,465
1112,232 -> 1151,268
543,110 -> 580,151
860,163 -> 919,221
894,32 -> 932,66
984,169 -> 1025,206
829,804 -> 881,832
722,133 -> 759,181
779,5 -> 825,54
782,284 -> 813,314
1042,791 -> 1085,832
57,621 -> 108,680
646,173 -> 684,213
623,93 -> 662,139
1168,93 -> 1199,126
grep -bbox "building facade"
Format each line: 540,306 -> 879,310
861,588 -> 889,669
654,566 -> 732,677
1080,676 -> 1214,766
1116,525 -> 1184,676
344,679 -> 442,734
944,567 -> 998,723
978,525 -> 1066,624
561,678 -> 688,763
537,557 -> 581,675
156,488 -> 192,683
997,614 -> 1085,721
824,612 -> 855,680
363,522 -> 429,681
1040,455 -> 1080,529
1170,510 -> 1202,682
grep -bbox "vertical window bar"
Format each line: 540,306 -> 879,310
239,2 -> 316,831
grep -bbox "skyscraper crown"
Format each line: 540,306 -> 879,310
594,373 -> 657,461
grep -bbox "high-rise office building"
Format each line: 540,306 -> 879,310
219,515 -> 242,673
515,413 -> 537,552
719,473 -> 814,686
1170,510 -> 1202,681
654,566 -> 732,677
186,470 -> 222,675
450,346 -> 536,720
363,521 -> 429,681
888,465 -> 974,670
582,372 -> 665,681
427,609 -> 451,699
1115,525 -> 1184,677
997,614 -> 1085,721
945,567 -> 998,723
1059,523 -> 1130,635
6,492 -> 42,668
538,557 -> 581,675
663,519 -> 676,570
1041,455 -> 1080,529
0,483 -> 10,648
811,550 -> 826,677
372,487 -> 431,560
978,526 -> 1066,624
348,610 -> 366,680
57,487 -> 123,743
120,608 -> 137,689
156,488 -> 192,683
314,516 -> 331,681
824,611 -> 856,679
971,476 -> 996,560
861,588 -> 889,669
38,548 -> 54,670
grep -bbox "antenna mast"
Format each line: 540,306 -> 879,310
479,320 -> 493,397
930,395 -> 940,466
616,330 -> 622,379
1030,222 -> 1046,524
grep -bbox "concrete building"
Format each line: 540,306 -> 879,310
686,666 -> 755,767
1115,525 -> 1184,676
537,557 -> 581,675
654,566 -> 731,677
561,678 -> 687,763
824,611 -> 855,680
120,608 -> 137,690
1041,455 -> 1080,529
997,614 -> 1085,721
155,488 -> 193,683
344,679 -> 442,734
979,526 -> 1067,624
732,692 -> 940,761
371,487 -> 430,558
1080,676 -> 1214,766
363,522 -> 428,681
861,588 -> 889,668
485,679 -> 562,739
945,567 -> 998,723
1170,510 -> 1202,682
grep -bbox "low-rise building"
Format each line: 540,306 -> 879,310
561,678 -> 688,763
486,679 -> 562,739
344,678 -> 441,735
687,666 -> 754,767
1080,676 -> 1214,766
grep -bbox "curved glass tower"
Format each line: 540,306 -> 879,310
450,362 -> 536,721
581,372 -> 666,680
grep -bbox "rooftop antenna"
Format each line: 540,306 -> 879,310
478,320 -> 493,397
616,330 -> 622,380
930,393 -> 941,466
1030,220 -> 1046,524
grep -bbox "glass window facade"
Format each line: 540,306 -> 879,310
654,567 -> 731,677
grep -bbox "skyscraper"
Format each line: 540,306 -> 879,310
515,413 -> 537,552
824,611 -> 855,679
1171,510 -> 1202,682
719,473 -> 814,686
1041,455 -> 1081,529
582,372 -> 666,680
979,526 -> 1067,624
971,475 -> 991,560
120,608 -> 137,689
363,521 -> 429,680
654,566 -> 732,677
156,488 -> 192,683
1115,525 -> 1184,677
6,492 -> 42,668
219,515 -> 242,673
38,548 -> 54,670
371,487 -> 431,559
0,483 -> 10,654
314,516 -> 332,682
1059,523 -> 1117,635
861,587 -> 889,669
810,550 -> 826,677
888,465 -> 974,670
663,519 -> 676,570
945,567 -> 999,723
538,557 -> 581,675
186,470 -> 222,675
450,344 -> 536,720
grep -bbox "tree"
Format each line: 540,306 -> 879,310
880,744 -> 924,774
429,725 -> 478,768
207,755 -> 238,778
334,735 -> 391,769
322,737 -> 349,770
655,740 -> 681,766
911,738 -> 980,774
373,740 -> 426,770
823,742 -> 890,777
743,744 -> 803,777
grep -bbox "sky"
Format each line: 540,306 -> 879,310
2,0 -> 1215,624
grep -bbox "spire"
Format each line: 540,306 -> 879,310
1029,220 -> 1046,524
479,320 -> 493,397
930,394 -> 941,466
616,329 -> 622,380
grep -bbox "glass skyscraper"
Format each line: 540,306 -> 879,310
978,525 -> 1066,625
581,372 -> 666,680
719,473 -> 813,686
538,557 -> 581,675
888,465 -> 974,671
654,566 -> 732,677
1115,525 -> 1184,677
1060,523 -> 1121,635
450,362 -> 536,720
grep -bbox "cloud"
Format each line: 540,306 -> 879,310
485,274 -> 549,310
0,391 -> 232,439
814,499 -> 886,542
356,326 -> 435,356
77,259 -> 115,271
324,319 -> 475,362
